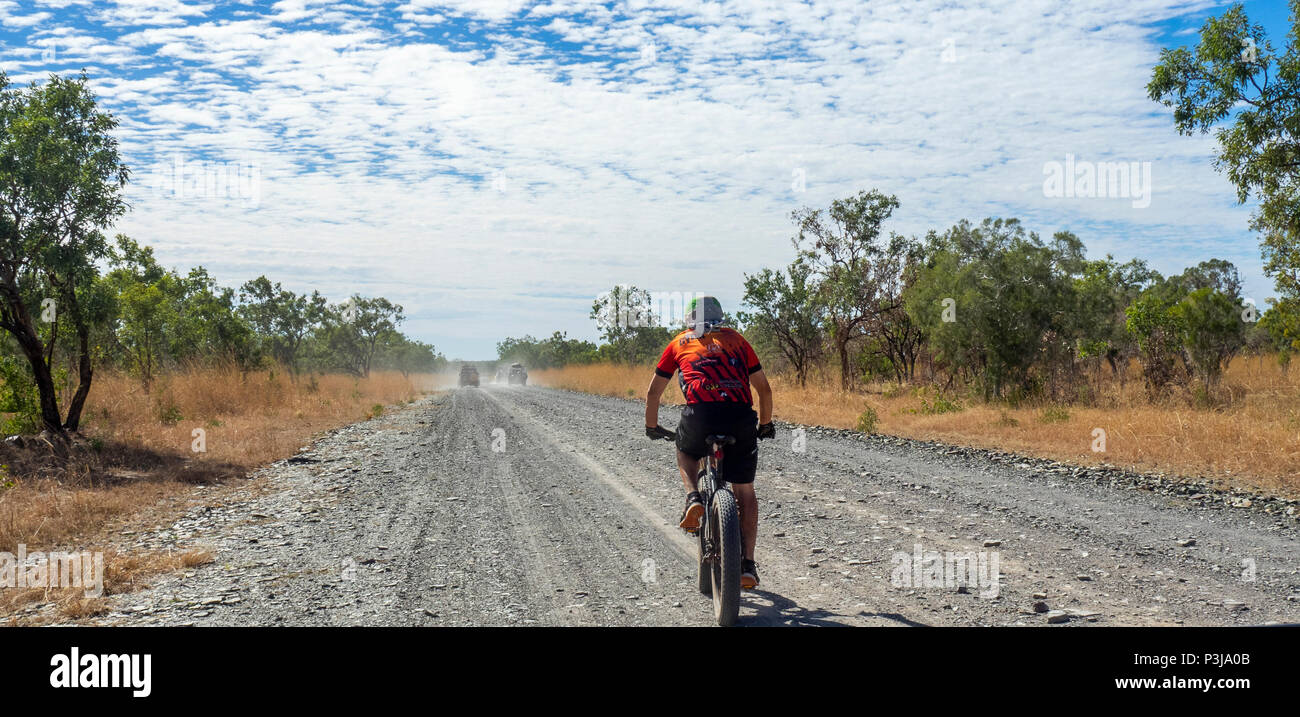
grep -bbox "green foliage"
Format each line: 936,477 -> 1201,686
1259,298 -> 1300,356
1039,406 -> 1070,423
1171,287 -> 1247,387
854,339 -> 895,383
590,286 -> 675,365
904,390 -> 963,415
0,72 -> 129,432
316,296 -> 405,378
0,353 -> 40,434
740,257 -> 824,386
1071,256 -> 1154,374
922,395 -> 962,415
374,334 -> 445,377
105,238 -> 267,382
856,405 -> 879,434
1123,266 -> 1247,392
238,276 -> 327,373
1125,279 -> 1188,394
497,331 -> 599,369
793,189 -> 905,389
156,399 -> 183,425
1149,2 -> 1300,302
905,219 -> 1076,399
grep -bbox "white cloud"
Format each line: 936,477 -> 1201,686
397,0 -> 535,23
2,10 -> 50,27
95,0 -> 213,27
11,0 -> 1268,357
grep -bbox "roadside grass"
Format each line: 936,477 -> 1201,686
0,367 -> 435,621
2,548 -> 214,624
80,367 -> 434,468
532,358 -> 1300,497
532,362 -> 686,405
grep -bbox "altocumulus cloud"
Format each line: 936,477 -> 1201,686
0,0 -> 1273,357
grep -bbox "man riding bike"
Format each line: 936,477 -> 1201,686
644,296 -> 774,589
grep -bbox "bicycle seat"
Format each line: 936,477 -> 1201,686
706,434 -> 737,446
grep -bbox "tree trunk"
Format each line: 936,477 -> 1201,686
838,339 -> 851,391
63,311 -> 93,431
0,276 -> 63,434
14,319 -> 62,433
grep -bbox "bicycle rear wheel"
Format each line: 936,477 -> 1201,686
710,488 -> 742,626
696,530 -> 711,596
696,468 -> 713,596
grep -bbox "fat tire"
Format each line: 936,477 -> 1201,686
711,488 -> 742,626
696,530 -> 712,595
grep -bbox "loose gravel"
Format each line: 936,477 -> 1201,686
78,385 -> 1299,627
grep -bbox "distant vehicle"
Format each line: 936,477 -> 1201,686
507,363 -> 528,385
458,364 -> 479,387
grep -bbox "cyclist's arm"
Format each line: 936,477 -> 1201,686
750,369 -> 773,424
645,373 -> 670,427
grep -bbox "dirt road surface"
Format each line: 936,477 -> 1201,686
90,385 -> 1300,627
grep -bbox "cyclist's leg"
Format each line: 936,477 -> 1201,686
676,449 -> 703,492
731,482 -> 758,560
674,403 -> 709,493
673,404 -> 709,531
676,450 -> 707,531
722,404 -> 760,561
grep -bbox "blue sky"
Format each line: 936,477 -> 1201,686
0,0 -> 1293,359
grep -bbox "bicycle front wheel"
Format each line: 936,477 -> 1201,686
710,488 -> 742,626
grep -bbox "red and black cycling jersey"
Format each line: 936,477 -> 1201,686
654,327 -> 762,404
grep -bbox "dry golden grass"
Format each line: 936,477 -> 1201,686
2,547 -> 214,624
80,367 -> 435,468
0,367 -> 436,621
0,366 -> 436,618
532,362 -> 686,404
532,358 -> 1300,497
0,479 -> 182,559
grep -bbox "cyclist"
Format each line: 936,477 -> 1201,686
644,296 -> 774,589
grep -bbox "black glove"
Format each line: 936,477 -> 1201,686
756,422 -> 776,440
646,425 -> 676,441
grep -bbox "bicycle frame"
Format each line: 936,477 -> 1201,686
686,434 -> 743,626
697,441 -> 728,562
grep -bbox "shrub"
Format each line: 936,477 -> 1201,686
919,395 -> 963,415
156,401 -> 184,425
856,405 -> 879,433
1038,406 -> 1070,423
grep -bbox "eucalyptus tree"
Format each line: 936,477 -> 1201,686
0,73 -> 129,434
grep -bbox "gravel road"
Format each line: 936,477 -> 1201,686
92,385 -> 1300,627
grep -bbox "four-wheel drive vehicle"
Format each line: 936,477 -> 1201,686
458,364 -> 479,387
507,363 -> 528,385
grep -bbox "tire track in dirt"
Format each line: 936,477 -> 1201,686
93,385 -> 1300,627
